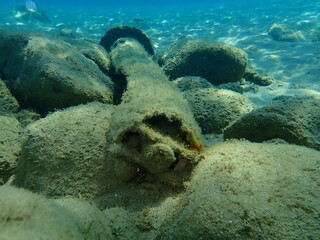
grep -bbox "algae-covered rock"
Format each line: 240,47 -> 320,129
60,28 -> 76,38
100,25 -> 155,55
102,196 -> 181,240
172,76 -> 213,92
0,116 -> 22,184
0,79 -> 40,127
56,198 -> 113,240
159,38 -> 248,85
0,186 -> 84,240
243,69 -> 274,86
103,207 -> 140,240
0,79 -> 19,114
107,37 -> 203,187
14,102 -> 123,200
185,88 -> 255,134
268,23 -> 305,42
14,109 -> 41,127
64,38 -> 111,74
157,141 -> 320,240
224,95 -> 320,150
0,29 -> 114,113
217,81 -> 244,94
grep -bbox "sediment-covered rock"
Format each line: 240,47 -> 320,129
0,116 -> 22,184
159,38 -> 248,85
14,102 -> 123,200
0,186 -> 84,240
217,81 -> 245,94
64,38 -> 112,74
243,69 -> 274,86
107,37 -> 203,187
0,29 -> 114,113
0,79 -> 19,114
56,198 -> 113,240
14,109 -> 41,127
100,25 -> 155,55
224,95 -> 320,150
184,88 -> 255,134
268,23 -> 320,42
156,141 -> 320,240
172,76 -> 213,92
268,23 -> 305,42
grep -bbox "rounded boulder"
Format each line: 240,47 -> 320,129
159,38 -> 248,85
185,88 -> 255,134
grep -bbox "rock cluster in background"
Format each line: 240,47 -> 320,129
268,23 -> 320,42
184,88 -> 255,134
224,95 -> 320,150
0,29 -> 114,113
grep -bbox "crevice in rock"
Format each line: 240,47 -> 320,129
143,114 -> 188,143
108,65 -> 127,105
121,130 -> 143,153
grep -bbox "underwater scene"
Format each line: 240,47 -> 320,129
0,0 -> 319,239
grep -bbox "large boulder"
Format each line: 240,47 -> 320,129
159,38 -> 248,85
0,186 -> 84,240
14,102 -> 124,200
156,141 -> 320,240
224,95 -> 320,150
0,29 -> 114,113
0,116 -> 22,184
185,88 -> 255,134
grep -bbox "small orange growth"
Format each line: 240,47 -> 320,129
186,132 -> 203,151
189,142 -> 203,151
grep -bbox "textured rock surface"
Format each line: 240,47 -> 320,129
0,116 -> 22,184
100,25 -> 155,55
107,38 -> 202,187
103,196 -> 181,240
14,102 -> 123,200
268,23 -> 305,42
243,69 -> 274,86
0,186 -> 84,240
267,23 -> 320,42
0,80 -> 19,114
172,76 -> 213,92
185,88 -> 255,134
56,198 -> 113,240
14,109 -> 41,127
217,81 -> 244,94
156,141 -> 320,240
159,38 -> 248,85
0,29 -> 114,113
224,95 -> 320,150
64,38 -> 111,74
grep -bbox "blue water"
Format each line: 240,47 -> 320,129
3,0 -> 318,9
